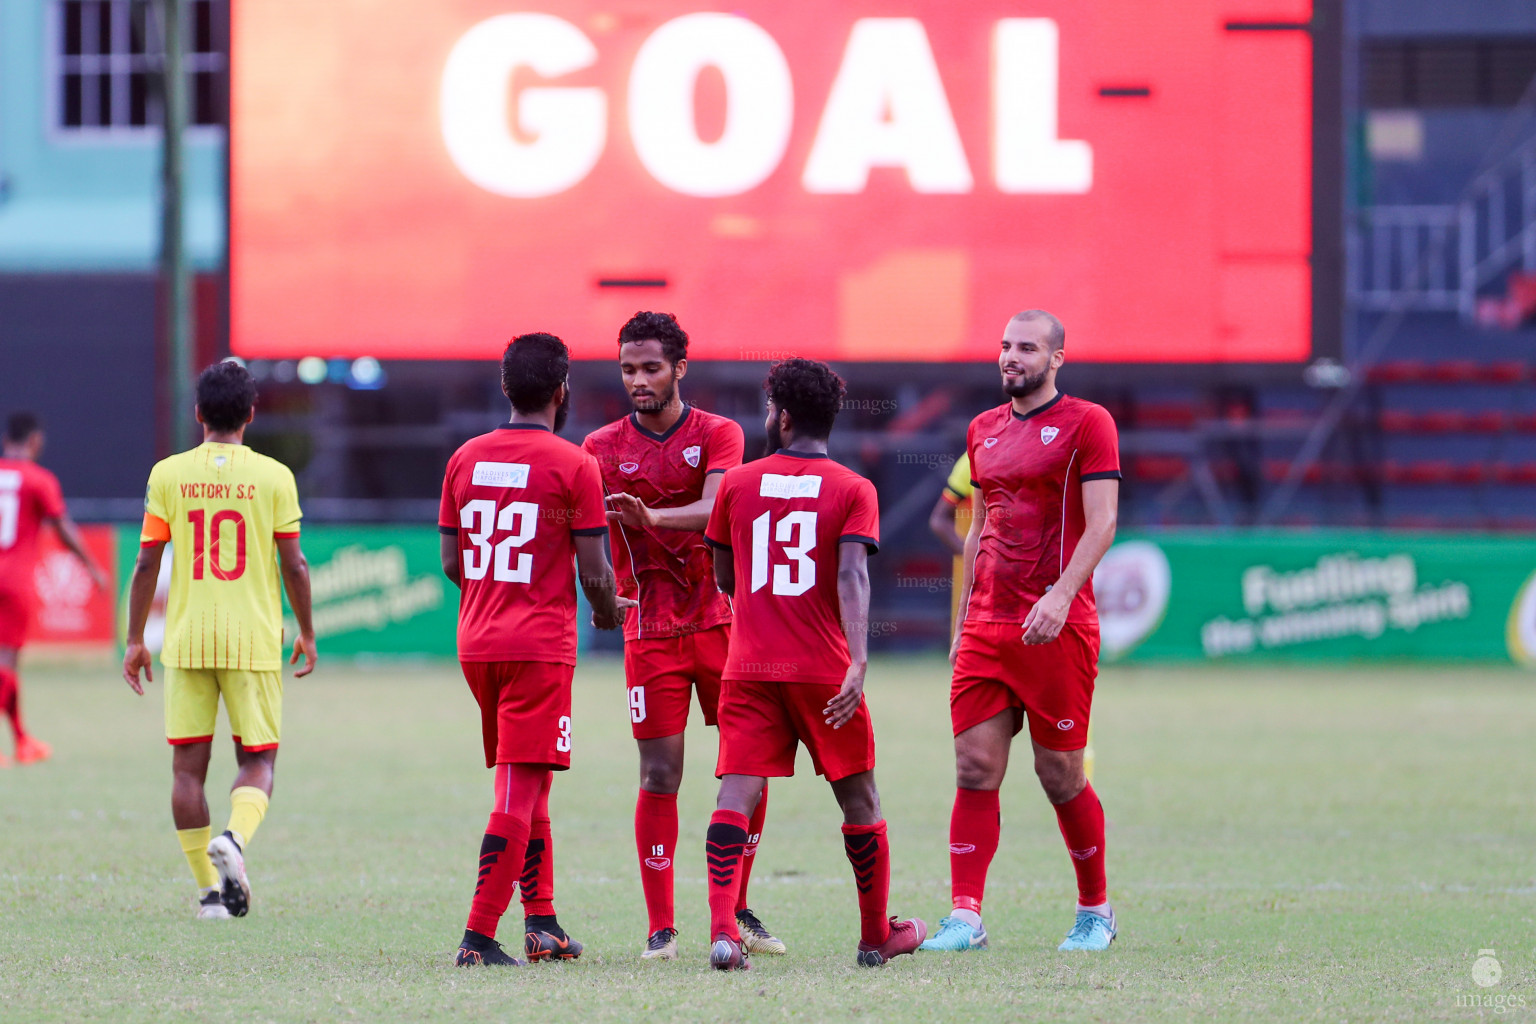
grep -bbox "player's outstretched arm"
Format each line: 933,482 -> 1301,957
607,471 -> 726,532
439,532 -> 462,589
122,542 -> 165,695
710,541 -> 735,595
825,541 -> 871,729
48,515 -> 108,591
929,494 -> 965,558
575,534 -> 631,630
277,536 -> 318,677
1021,478 -> 1119,645
950,503 -> 985,665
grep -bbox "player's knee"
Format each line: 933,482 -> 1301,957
955,747 -> 1005,790
1033,753 -> 1084,804
834,785 -> 881,825
639,760 -> 682,794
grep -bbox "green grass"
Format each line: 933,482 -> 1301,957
1,657 -> 1533,1022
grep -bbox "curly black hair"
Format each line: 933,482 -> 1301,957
502,332 -> 570,414
195,360 -> 257,432
617,311 -> 688,365
4,411 -> 41,444
763,358 -> 846,440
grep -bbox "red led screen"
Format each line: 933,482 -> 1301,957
231,1 -> 1313,362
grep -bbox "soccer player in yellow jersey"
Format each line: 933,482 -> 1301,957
121,361 -> 318,920
928,454 -> 975,627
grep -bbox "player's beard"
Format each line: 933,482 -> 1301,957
1002,365 -> 1049,398
763,417 -> 783,458
553,388 -> 571,433
629,377 -> 677,415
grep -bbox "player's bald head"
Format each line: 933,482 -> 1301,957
1008,310 -> 1065,352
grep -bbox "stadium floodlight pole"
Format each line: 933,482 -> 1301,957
155,0 -> 194,453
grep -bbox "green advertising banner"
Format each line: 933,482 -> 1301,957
281,527 -> 457,656
1094,532 -> 1536,666
115,524 -> 460,658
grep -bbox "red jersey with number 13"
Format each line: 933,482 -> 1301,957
439,424 -> 608,665
964,394 -> 1120,627
705,451 -> 879,685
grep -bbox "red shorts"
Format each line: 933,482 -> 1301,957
0,586 -> 31,649
951,620 -> 1100,752
460,660 -> 575,770
716,679 -> 876,782
623,625 -> 729,740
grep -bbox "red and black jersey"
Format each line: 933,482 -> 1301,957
0,458 -> 66,598
964,394 -> 1120,626
582,405 -> 744,639
704,450 -> 879,685
439,424 -> 608,664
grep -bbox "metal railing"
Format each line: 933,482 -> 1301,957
1349,137 -> 1536,316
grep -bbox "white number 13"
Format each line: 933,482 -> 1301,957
750,510 -> 817,596
460,499 -> 538,583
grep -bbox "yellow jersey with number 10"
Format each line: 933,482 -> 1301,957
140,442 -> 302,670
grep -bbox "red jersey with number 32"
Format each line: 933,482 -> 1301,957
964,394 -> 1120,626
439,424 -> 608,665
705,451 -> 879,685
582,405 -> 744,640
0,459 -> 66,597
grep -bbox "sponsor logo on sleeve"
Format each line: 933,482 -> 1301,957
760,474 -> 822,499
984,437 -> 999,448
471,461 -> 530,487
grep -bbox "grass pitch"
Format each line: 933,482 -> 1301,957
1,656 -> 1532,1022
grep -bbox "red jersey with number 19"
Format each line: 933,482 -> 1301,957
705,450 -> 879,686
582,405 -> 744,640
439,424 -> 608,665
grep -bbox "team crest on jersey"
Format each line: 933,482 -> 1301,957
683,445 -> 701,468
619,462 -> 640,474
1040,426 -> 1060,445
984,437 -> 999,448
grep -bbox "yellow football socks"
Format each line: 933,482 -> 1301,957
227,786 -> 270,850
177,826 -> 219,891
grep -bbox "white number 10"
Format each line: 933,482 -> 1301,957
750,510 -> 817,596
460,499 -> 539,582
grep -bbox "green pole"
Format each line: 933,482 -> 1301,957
157,0 -> 193,452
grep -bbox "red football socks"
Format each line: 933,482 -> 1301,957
841,820 -> 892,946
635,789 -> 680,933
705,809 -> 749,941
734,782 -> 768,914
465,811 -> 531,939
949,787 -> 1001,914
0,666 -> 22,741
1053,782 -> 1108,907
519,775 -> 555,917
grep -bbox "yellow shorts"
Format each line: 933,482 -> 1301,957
165,667 -> 283,751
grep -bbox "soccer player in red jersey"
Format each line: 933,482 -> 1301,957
919,310 -> 1122,954
440,333 -> 631,967
582,312 -> 784,961
0,412 -> 107,766
702,358 -> 926,970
